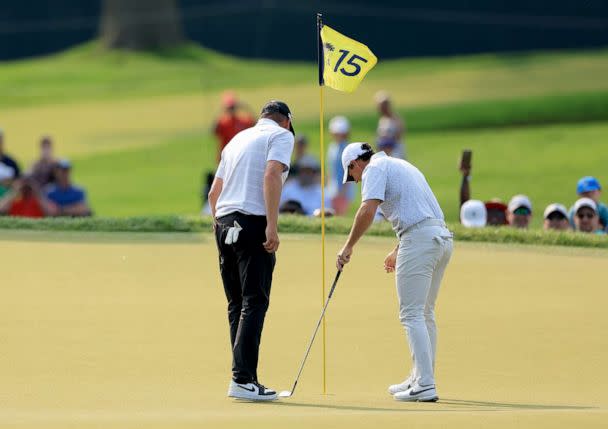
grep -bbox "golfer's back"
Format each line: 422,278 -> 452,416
215,118 -> 293,218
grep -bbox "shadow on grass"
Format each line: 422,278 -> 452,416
263,398 -> 594,413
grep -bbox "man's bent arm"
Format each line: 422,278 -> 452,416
345,199 -> 381,248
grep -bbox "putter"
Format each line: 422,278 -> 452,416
279,270 -> 342,398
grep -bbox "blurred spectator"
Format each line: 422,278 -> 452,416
568,176 -> 607,229
375,91 -> 405,159
485,200 -> 508,226
573,198 -> 606,234
213,91 -> 255,161
0,176 -> 56,218
279,155 -> 330,216
543,203 -> 570,231
45,160 -> 92,217
376,136 -> 400,158
0,162 -> 16,198
28,135 -> 56,187
507,194 -> 532,229
0,129 -> 21,181
460,199 -> 487,228
289,135 -> 309,180
326,116 -> 355,215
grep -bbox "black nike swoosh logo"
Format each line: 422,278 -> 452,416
409,387 -> 435,396
237,385 -> 256,392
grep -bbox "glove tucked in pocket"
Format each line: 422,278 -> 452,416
224,221 -> 243,245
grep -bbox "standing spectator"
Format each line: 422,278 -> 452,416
280,155 -> 331,216
568,176 -> 608,229
543,203 -> 570,231
0,129 -> 21,179
0,176 -> 56,218
208,100 -> 295,401
28,136 -> 56,187
327,116 -> 355,215
507,195 -> 532,229
375,91 -> 406,159
573,198 -> 606,234
45,160 -> 92,217
213,91 -> 255,161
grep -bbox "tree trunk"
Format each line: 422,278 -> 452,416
100,0 -> 183,50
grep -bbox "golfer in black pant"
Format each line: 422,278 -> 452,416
208,100 -> 295,401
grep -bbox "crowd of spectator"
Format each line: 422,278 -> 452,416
0,130 -> 92,218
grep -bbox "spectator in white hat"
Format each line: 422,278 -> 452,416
507,194 -> 532,229
543,203 -> 570,231
375,91 -> 406,159
573,198 -> 606,234
326,116 -> 355,215
460,200 -> 487,228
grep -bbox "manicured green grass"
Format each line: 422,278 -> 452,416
0,215 -> 605,248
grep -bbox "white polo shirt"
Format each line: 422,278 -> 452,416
361,152 -> 444,235
215,118 -> 294,218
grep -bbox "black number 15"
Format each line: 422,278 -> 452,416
333,49 -> 368,76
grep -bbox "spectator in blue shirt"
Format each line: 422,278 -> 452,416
569,176 -> 607,229
0,128 -> 21,182
46,159 -> 92,217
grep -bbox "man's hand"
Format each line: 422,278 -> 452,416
336,245 -> 353,271
263,225 -> 280,253
384,248 -> 398,273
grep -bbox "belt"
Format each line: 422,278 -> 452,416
399,218 -> 448,238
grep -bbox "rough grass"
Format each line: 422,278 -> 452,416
0,215 -> 605,248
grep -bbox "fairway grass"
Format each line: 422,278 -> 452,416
1,232 -> 606,428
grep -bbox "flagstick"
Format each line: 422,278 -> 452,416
319,83 -> 327,395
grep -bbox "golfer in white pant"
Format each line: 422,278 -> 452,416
336,143 -> 453,402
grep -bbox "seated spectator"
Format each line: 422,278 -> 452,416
288,135 -> 309,180
543,203 -> 570,231
507,195 -> 532,229
45,159 -> 92,217
460,199 -> 487,228
280,155 -> 331,216
0,128 -> 21,182
279,200 -> 306,215
485,200 -> 508,226
568,176 -> 607,229
0,176 -> 56,218
573,198 -> 606,234
28,136 -> 56,187
0,162 -> 15,198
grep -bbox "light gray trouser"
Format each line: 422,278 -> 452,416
395,219 -> 453,387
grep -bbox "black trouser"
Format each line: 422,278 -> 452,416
215,212 -> 276,384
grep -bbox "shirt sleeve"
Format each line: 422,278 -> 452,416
215,156 -> 226,180
267,130 -> 294,170
361,165 -> 386,202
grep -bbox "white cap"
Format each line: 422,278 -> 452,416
374,90 -> 390,104
508,194 -> 532,213
460,200 -> 487,228
543,203 -> 568,219
573,197 -> 597,214
341,142 -> 370,184
328,116 -> 350,135
0,162 -> 15,180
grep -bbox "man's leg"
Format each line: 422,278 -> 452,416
231,218 -> 276,383
425,237 -> 453,372
396,231 -> 442,387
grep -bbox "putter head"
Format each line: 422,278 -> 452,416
278,390 -> 292,398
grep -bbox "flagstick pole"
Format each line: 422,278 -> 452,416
319,83 -> 327,395
317,12 -> 328,396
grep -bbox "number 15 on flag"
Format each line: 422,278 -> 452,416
320,24 -> 378,93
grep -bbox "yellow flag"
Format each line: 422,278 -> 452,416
320,25 -> 378,93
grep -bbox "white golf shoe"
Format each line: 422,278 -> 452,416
227,380 -> 278,401
388,376 -> 414,395
393,383 -> 438,402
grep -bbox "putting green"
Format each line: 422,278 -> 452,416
0,231 -> 606,428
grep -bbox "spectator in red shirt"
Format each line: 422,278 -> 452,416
213,91 -> 255,160
0,176 -> 57,218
